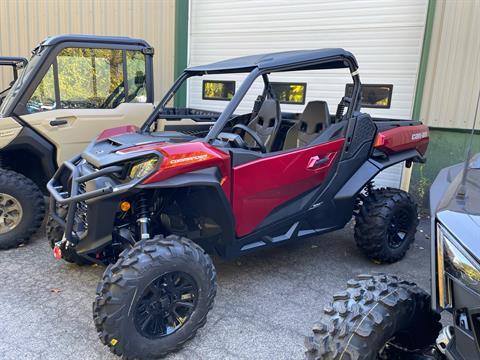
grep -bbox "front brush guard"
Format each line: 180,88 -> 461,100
47,155 -> 136,245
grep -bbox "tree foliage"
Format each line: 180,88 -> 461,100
28,48 -> 146,112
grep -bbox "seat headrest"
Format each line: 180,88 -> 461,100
300,101 -> 330,135
256,98 -> 279,128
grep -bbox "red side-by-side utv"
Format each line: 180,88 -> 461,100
47,49 -> 429,358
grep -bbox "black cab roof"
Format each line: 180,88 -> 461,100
39,34 -> 151,49
186,48 -> 358,74
0,57 -> 27,67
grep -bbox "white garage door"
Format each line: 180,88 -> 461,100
187,0 -> 428,188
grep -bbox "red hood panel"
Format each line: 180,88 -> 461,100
140,142 -> 232,198
96,125 -> 139,142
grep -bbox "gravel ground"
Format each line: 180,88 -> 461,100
0,217 -> 432,360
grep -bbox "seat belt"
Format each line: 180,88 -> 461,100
251,95 -> 264,120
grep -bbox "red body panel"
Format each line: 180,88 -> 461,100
374,124 -> 429,155
123,142 -> 232,199
96,125 -> 138,142
231,138 -> 345,237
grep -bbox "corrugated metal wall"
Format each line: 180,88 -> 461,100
187,0 -> 428,188
188,0 -> 427,120
0,0 -> 175,101
420,0 -> 480,130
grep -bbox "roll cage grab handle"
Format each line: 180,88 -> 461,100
140,56 -> 362,139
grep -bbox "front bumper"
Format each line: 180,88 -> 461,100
47,156 -> 138,254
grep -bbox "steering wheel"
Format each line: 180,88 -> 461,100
232,124 -> 266,153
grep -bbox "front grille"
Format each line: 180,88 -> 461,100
178,129 -> 210,137
72,183 -> 88,236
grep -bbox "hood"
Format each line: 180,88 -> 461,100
83,129 -> 197,168
431,153 -> 480,260
80,128 -> 231,186
432,153 -> 480,216
96,125 -> 139,141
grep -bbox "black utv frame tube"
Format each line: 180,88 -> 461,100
141,71 -> 190,132
47,155 -> 157,244
141,54 -> 361,140
0,57 -> 27,81
204,69 -> 260,142
47,160 -> 119,205
206,60 -> 360,141
48,159 -> 117,244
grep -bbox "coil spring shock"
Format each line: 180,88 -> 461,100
136,195 -> 151,240
353,181 -> 375,215
365,180 -> 375,196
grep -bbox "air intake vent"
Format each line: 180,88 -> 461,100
107,139 -> 122,147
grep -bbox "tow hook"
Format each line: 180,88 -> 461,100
53,244 -> 63,260
53,240 -> 74,260
436,325 -> 454,354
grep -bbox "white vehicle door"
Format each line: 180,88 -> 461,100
19,47 -> 154,164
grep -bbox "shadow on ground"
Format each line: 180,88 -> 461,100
0,218 -> 432,360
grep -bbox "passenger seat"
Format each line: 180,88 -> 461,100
283,101 -> 331,149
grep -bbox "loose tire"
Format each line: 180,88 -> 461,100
354,188 -> 418,263
93,235 -> 216,359
46,204 -> 91,265
304,274 -> 442,360
0,169 -> 45,249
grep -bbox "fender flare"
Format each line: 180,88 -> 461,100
138,167 -> 236,256
0,126 -> 56,187
335,149 -> 423,202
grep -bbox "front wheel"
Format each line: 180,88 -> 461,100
0,169 -> 45,249
304,274 -> 442,360
93,235 -> 216,359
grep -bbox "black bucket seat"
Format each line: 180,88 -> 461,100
283,100 -> 331,149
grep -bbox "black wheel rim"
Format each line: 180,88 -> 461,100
134,271 -> 198,339
387,209 -> 411,249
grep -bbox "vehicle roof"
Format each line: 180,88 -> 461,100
0,57 -> 27,66
39,34 -> 151,48
186,48 -> 358,74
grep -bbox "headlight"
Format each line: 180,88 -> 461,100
437,223 -> 480,307
129,158 -> 158,179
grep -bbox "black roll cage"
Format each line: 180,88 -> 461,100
140,55 -> 362,142
0,57 -> 28,82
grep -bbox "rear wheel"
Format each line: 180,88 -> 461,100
93,235 -> 216,359
304,274 -> 442,360
354,188 -> 418,263
0,169 -> 45,249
